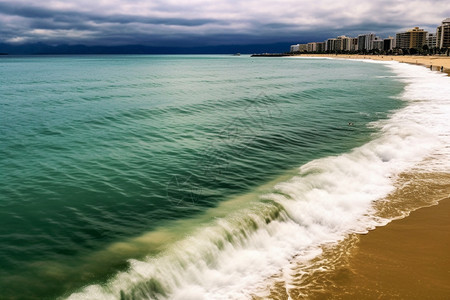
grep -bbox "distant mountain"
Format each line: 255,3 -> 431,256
0,42 -> 291,55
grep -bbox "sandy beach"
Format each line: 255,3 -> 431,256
296,54 -> 450,75
333,198 -> 450,299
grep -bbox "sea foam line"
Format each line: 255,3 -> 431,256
66,60 -> 449,300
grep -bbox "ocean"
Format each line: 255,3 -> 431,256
0,55 -> 449,299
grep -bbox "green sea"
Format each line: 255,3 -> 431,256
2,55 -> 445,299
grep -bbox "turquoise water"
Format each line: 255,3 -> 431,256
0,55 -> 404,299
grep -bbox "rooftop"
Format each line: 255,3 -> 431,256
407,27 -> 426,32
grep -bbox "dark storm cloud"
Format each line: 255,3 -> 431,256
0,2 -> 55,19
0,0 -> 449,46
0,2 -> 222,27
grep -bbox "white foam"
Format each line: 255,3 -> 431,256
383,62 -> 450,172
67,61 -> 450,300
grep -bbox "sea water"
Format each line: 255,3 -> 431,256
0,55 -> 448,299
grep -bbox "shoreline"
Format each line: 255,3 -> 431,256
254,173 -> 450,300
252,56 -> 450,299
296,54 -> 450,298
294,54 -> 450,75
325,170 -> 450,299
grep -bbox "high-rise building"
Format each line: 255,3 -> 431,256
336,36 -> 357,52
372,36 -> 384,51
427,33 -> 437,48
383,36 -> 396,51
290,44 -> 308,53
316,42 -> 326,52
436,18 -> 450,48
373,41 -> 384,51
395,27 -> 427,49
307,42 -> 317,52
396,32 -> 407,48
307,42 -> 325,52
357,33 -> 376,51
290,44 -> 300,52
349,37 -> 358,51
357,35 -> 366,51
335,36 -> 344,51
326,38 -> 337,52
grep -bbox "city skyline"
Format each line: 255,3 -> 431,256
290,18 -> 450,54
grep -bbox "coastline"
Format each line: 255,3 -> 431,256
294,54 -> 450,75
323,58 -> 450,298
313,171 -> 450,299
254,173 -> 450,300
252,56 -> 450,299
300,55 -> 450,298
253,173 -> 450,300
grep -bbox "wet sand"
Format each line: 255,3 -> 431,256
296,54 -> 450,75
331,197 -> 450,299
333,173 -> 450,299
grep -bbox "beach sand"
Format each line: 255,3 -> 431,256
296,54 -> 450,75
331,197 -> 450,299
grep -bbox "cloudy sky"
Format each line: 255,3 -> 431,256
1,0 -> 449,47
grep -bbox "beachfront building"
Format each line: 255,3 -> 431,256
316,42 -> 326,52
290,44 -> 308,53
372,37 -> 384,51
307,42 -> 317,52
347,37 -> 358,51
324,37 -> 347,52
305,42 -> 326,53
357,34 -> 365,51
336,36 -> 357,52
395,32 -> 407,49
384,36 -> 396,51
357,33 -> 376,51
426,33 -> 437,48
436,18 -> 450,49
318,36 -> 357,53
299,44 -> 308,52
396,27 -> 427,49
335,37 -> 344,51
325,38 -> 337,52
